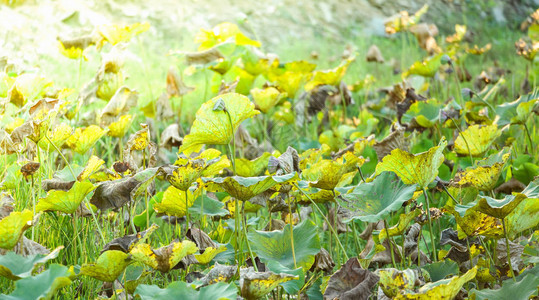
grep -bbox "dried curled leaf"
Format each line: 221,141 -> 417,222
324,258 -> 379,300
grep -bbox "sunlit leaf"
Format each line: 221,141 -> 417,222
251,87 -> 287,114
451,150 -> 510,191
80,250 -> 131,282
95,22 -> 150,49
454,124 -> 501,157
302,152 -> 363,190
240,267 -> 298,300
153,185 -> 196,218
66,125 -> 107,155
195,22 -> 260,50
375,137 -> 446,189
130,240 -> 197,272
404,53 -> 444,78
304,57 -> 354,91
38,123 -> 72,152
77,156 -> 105,181
179,93 -> 259,155
36,181 -> 95,214
0,210 -> 34,250
236,153 -> 272,177
194,245 -> 227,265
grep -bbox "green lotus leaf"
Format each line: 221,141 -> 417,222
304,57 -> 354,91
499,178 -> 539,237
80,250 -> 131,282
404,53 -> 444,78
203,173 -> 295,201
189,195 -> 229,217
265,261 -> 304,295
454,124 -> 501,157
240,268 -> 298,300
0,264 -> 74,300
135,281 -> 237,300
339,172 -> 416,223
248,220 -> 320,271
395,266 -> 477,299
421,261 -> 459,282
0,246 -> 63,280
235,153 -> 272,177
120,265 -> 152,295
130,240 -> 198,272
296,187 -> 340,204
496,89 -> 538,126
66,125 -> 108,155
471,267 -> 539,300
179,93 -> 259,155
375,137 -> 446,189
36,181 -> 95,214
194,245 -> 227,265
401,98 -> 441,128
251,87 -> 287,114
0,210 -> 34,250
302,152 -> 363,190
153,185 -> 196,218
475,193 -> 527,220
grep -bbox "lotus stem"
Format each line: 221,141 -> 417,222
422,188 -> 437,262
242,203 -> 258,271
293,182 -> 348,260
501,218 -> 516,281
287,194 -> 297,269
184,190 -> 190,235
523,123 -> 534,156
384,219 -> 397,268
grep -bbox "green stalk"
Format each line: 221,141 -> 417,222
384,219 -> 397,268
242,203 -> 258,271
184,190 -> 190,236
293,182 -> 348,260
45,135 -> 106,243
287,194 -> 297,269
501,218 -> 516,281
422,188 -> 437,262
523,123 -> 534,156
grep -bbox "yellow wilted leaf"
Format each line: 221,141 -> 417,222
304,57 -> 354,91
36,181 -> 95,214
403,53 -> 444,78
251,87 -> 287,114
38,123 -> 73,151
8,74 -> 52,107
130,240 -> 198,272
80,250 -> 131,282
179,93 -> 259,155
241,269 -> 298,299
95,22 -> 150,50
452,152 -> 509,191
302,152 -> 364,190
236,153 -> 272,177
195,22 -> 260,50
375,138 -> 447,189
454,124 -> 501,157
153,186 -> 196,217
194,246 -> 227,265
394,267 -> 477,299
66,125 -> 107,154
0,210 -> 33,250
108,115 -> 133,138
78,156 -> 105,181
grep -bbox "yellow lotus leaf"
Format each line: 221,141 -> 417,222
36,181 -> 95,214
153,186 -> 196,217
66,125 -> 107,154
394,267 -> 477,299
130,240 -> 198,272
8,74 -> 52,107
236,153 -> 272,177
195,22 -> 260,50
251,87 -> 287,114
452,153 -> 509,191
78,156 -> 105,181
379,210 -> 421,243
80,250 -> 131,282
195,245 -> 227,265
454,124 -> 501,157
96,71 -> 125,101
240,268 -> 298,300
0,210 -> 33,250
296,188 -> 340,204
304,57 -> 354,91
403,52 -> 444,78
378,268 -> 419,298
5,118 -> 24,134
179,93 -> 259,155
95,22 -> 150,49
57,41 -> 85,60
125,123 -> 149,151
448,204 -> 503,238
204,174 -> 295,201
446,24 -> 466,43
375,137 -> 446,189
163,160 -> 205,191
199,149 -> 231,177
384,4 -> 429,34
38,123 -> 73,151
302,152 -> 363,190
108,115 -> 133,138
